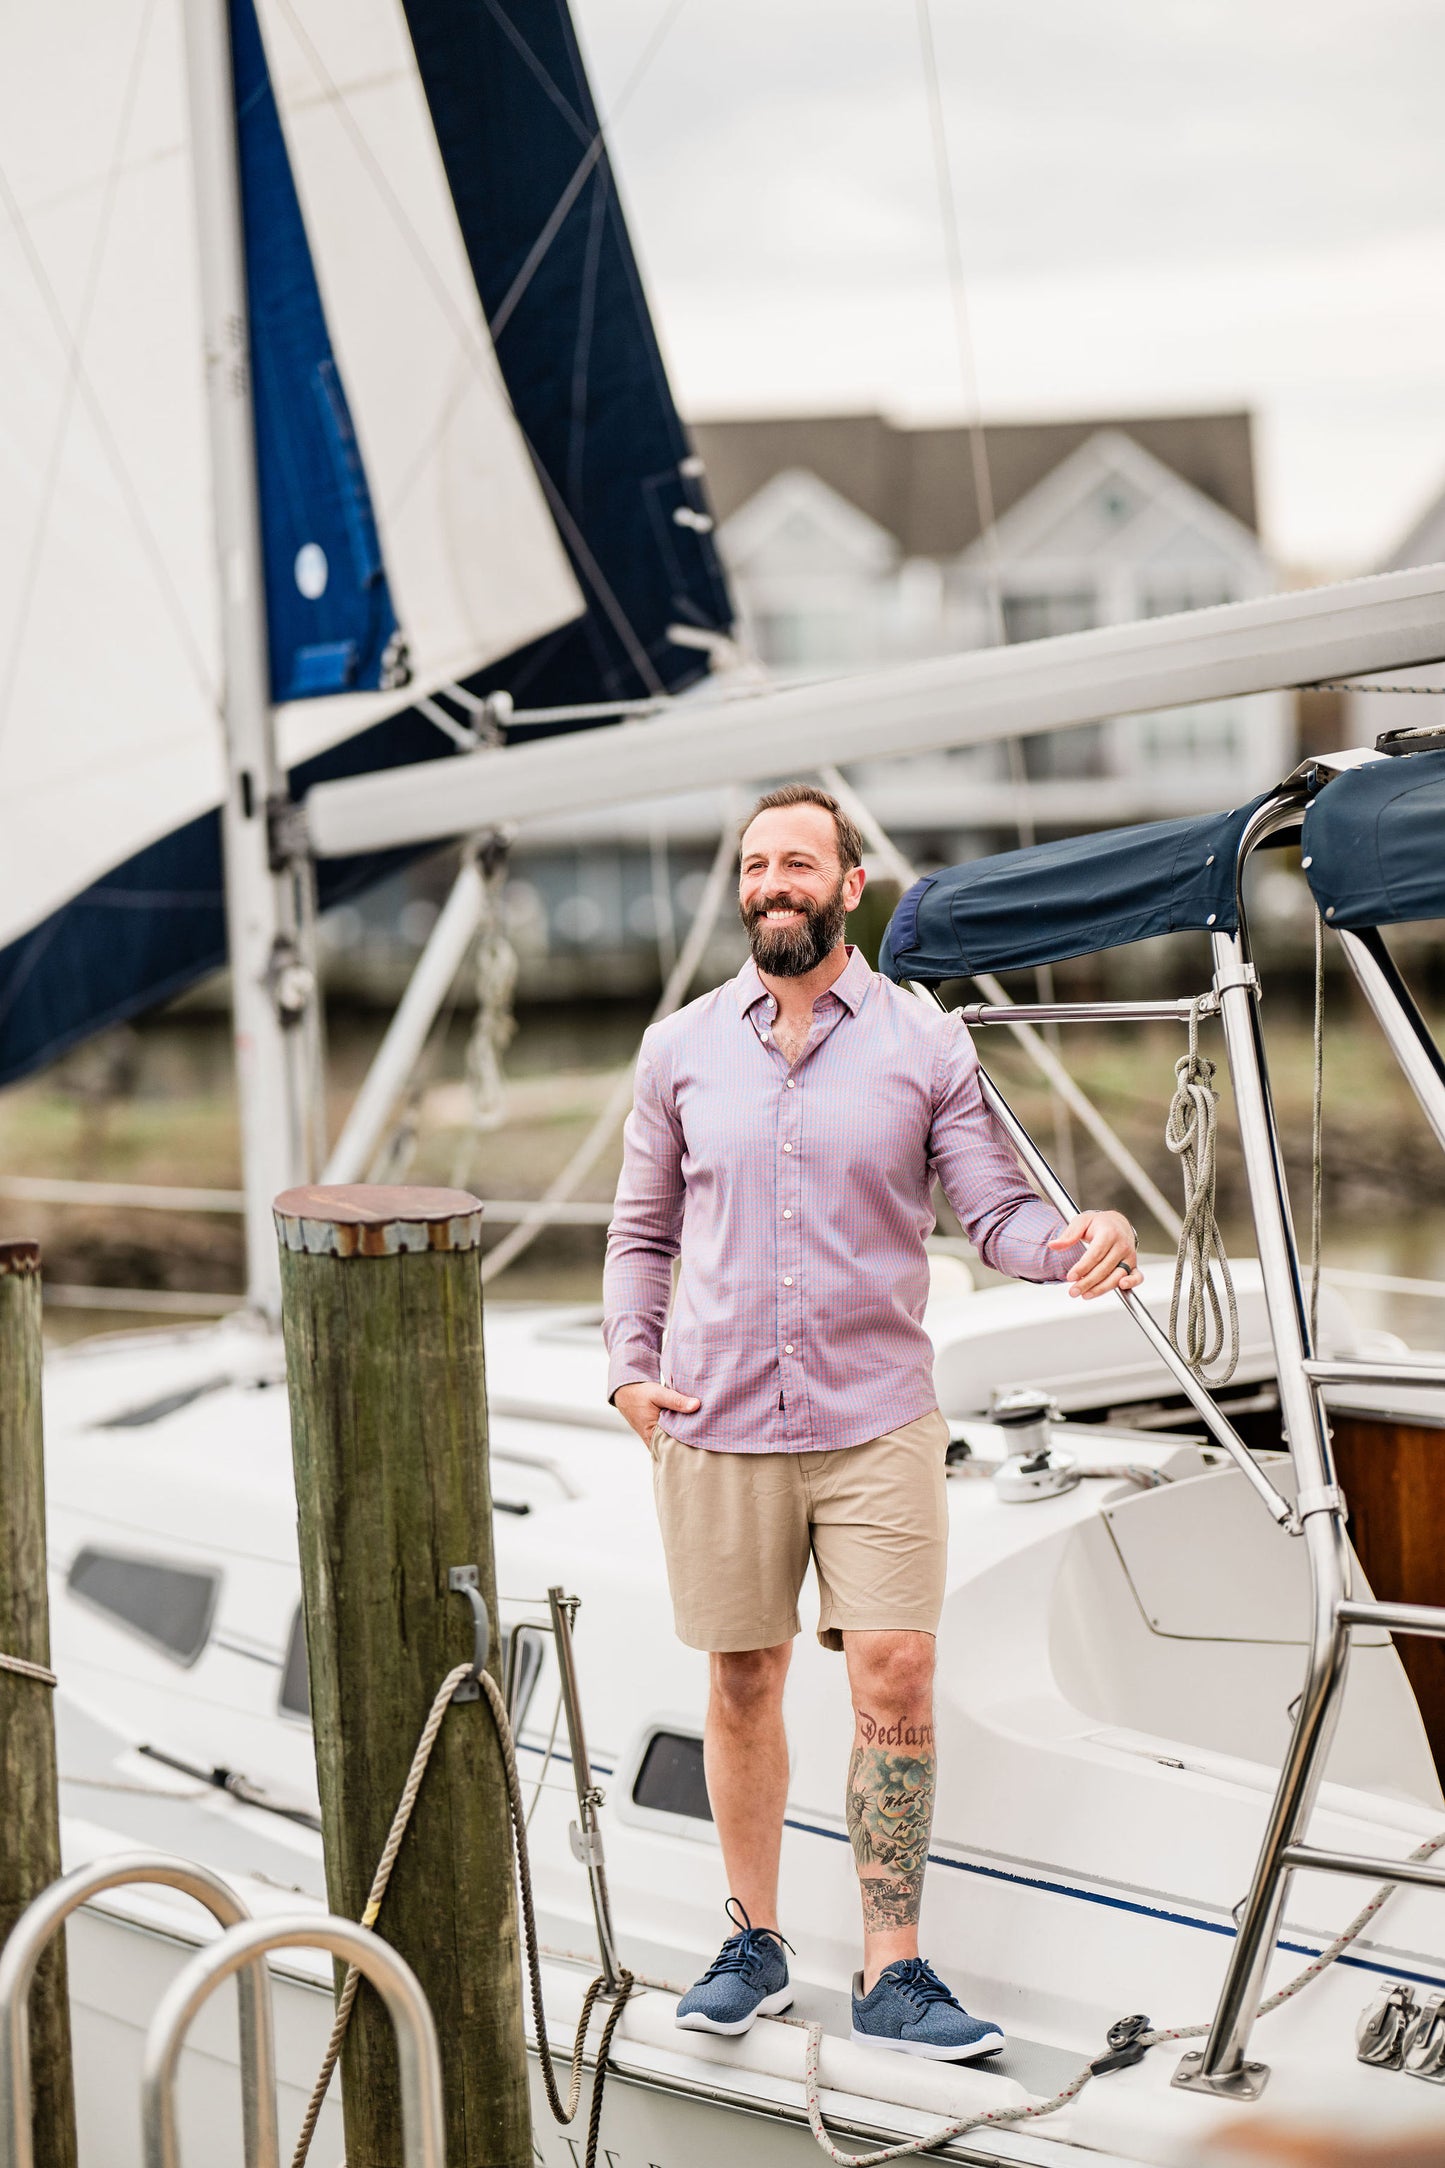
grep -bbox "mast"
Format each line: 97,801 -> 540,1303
182,0 -> 317,1322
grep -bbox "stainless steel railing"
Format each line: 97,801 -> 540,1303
0,1854 -> 278,2168
142,1913 -> 445,2168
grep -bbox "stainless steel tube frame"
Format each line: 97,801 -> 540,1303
548,1587 -> 622,1991
961,997 -> 1216,1028
1175,797 -> 1354,2097
0,1853 -> 279,2168
973,1069 -> 1294,1529
1336,927 -> 1445,1156
142,1913 -> 444,2168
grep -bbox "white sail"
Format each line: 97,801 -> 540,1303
0,0 -> 581,954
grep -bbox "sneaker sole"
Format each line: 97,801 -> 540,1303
850,2025 -> 1006,2062
677,1986 -> 795,2035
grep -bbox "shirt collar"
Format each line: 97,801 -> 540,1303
734,945 -> 872,1017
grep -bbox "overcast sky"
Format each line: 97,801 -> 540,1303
571,0 -> 1445,574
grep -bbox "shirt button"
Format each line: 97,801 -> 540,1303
782,1209 -> 792,1219
783,1276 -> 793,1286
786,1079 -> 796,1089
784,1344 -> 794,1355
782,1142 -> 792,1153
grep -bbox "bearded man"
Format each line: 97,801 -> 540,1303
603,783 -> 1140,2059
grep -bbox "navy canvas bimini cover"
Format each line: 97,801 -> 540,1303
1303,749 -> 1445,931
879,798 -> 1270,983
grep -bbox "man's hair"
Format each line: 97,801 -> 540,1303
739,784 -> 864,873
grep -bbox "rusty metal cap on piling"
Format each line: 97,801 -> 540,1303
273,1185 -> 484,1258
0,1239 -> 41,1277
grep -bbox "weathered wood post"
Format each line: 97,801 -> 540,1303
0,1240 -> 77,2168
273,1186 -> 529,2168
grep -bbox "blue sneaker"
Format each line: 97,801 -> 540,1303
851,1958 -> 1005,2062
676,1901 -> 794,2035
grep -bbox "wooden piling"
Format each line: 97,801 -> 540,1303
272,1186 -> 529,2168
0,1241 -> 77,2168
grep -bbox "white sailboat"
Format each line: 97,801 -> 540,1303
7,0 -> 1445,2161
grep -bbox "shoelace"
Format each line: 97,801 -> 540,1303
702,1927 -> 788,1984
882,1958 -> 959,2013
701,1898 -> 794,1986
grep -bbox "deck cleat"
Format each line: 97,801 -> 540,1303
1357,1982 -> 1418,2069
1402,1989 -> 1445,2081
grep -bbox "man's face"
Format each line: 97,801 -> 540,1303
738,806 -> 866,977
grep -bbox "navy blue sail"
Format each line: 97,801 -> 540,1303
233,0 -> 403,701
0,0 -> 732,1088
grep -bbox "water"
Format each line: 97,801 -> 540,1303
6,1002 -> 1445,1349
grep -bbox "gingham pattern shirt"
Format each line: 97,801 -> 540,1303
603,948 -> 1080,1453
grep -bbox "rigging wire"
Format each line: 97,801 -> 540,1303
913,0 -> 1078,1192
0,0 -> 217,748
913,0 -> 1004,649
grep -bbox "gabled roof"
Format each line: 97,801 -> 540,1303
689,409 -> 1258,556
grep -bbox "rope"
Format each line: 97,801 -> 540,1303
291,1663 -> 632,2168
1307,682 -> 1445,696
1163,998 -> 1239,1383
0,1652 -> 56,1687
801,1825 -> 1445,2164
290,1664 -> 471,2168
1309,911 -> 1325,1349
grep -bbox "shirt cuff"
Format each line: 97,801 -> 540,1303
607,1355 -> 658,1405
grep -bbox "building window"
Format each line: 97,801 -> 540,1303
1002,592 -> 1096,645
67,1548 -> 218,1667
1141,581 -> 1234,619
630,1729 -> 713,1821
1020,723 -> 1109,779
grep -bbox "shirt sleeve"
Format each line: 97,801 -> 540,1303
602,1035 -> 686,1400
928,1015 -> 1083,1282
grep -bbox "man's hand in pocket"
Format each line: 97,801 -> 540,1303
613,1381 -> 701,1445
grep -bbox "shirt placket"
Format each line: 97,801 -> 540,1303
777,1015 -> 802,1443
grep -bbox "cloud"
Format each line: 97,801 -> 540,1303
573,0 -> 1445,567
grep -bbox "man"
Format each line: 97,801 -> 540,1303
603,783 -> 1141,2060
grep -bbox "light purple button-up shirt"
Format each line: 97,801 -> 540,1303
603,947 -> 1080,1453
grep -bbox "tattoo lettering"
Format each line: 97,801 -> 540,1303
846,1738 -> 936,1933
857,1709 -> 933,1750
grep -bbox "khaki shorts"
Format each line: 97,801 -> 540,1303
649,1409 -> 950,1653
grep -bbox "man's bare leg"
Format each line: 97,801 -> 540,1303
842,1630 -> 937,1990
704,1642 -> 794,1931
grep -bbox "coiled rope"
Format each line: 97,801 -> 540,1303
1164,996 -> 1239,1383
291,1662 -> 632,2168
801,1826 -> 1445,2164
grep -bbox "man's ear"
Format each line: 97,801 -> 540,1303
844,864 -> 867,914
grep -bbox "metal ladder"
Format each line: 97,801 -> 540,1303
1175,794 -> 1445,2099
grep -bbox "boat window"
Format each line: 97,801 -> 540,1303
67,1547 -> 218,1666
279,1609 -> 540,1731
279,1605 -> 310,1721
503,1625 -> 545,1731
630,1729 -> 712,1822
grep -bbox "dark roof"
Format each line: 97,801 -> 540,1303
689,410 -> 1258,554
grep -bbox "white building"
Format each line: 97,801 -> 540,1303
1348,486 -> 1445,750
693,409 -> 1293,848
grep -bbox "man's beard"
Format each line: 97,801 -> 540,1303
742,880 -> 848,977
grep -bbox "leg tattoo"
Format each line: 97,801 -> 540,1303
845,1719 -> 935,1936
